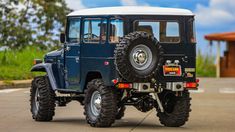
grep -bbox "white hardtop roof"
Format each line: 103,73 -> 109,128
68,6 -> 194,16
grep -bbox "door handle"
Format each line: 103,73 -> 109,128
66,46 -> 71,51
75,57 -> 80,63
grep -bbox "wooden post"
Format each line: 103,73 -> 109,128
216,41 -> 221,78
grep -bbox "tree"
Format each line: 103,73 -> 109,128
0,0 -> 33,49
30,0 -> 70,49
0,0 -> 70,50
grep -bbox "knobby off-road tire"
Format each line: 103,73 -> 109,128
114,31 -> 164,82
157,90 -> 191,127
30,76 -> 56,121
115,106 -> 126,120
84,79 -> 117,127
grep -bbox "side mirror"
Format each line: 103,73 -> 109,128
60,33 -> 65,44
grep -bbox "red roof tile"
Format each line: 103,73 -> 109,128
205,32 -> 235,41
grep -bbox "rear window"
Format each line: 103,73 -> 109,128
134,21 -> 180,43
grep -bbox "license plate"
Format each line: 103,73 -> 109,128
163,65 -> 182,76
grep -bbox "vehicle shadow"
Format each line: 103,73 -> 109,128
52,117 -> 191,131
52,117 -> 86,125
114,120 -> 191,131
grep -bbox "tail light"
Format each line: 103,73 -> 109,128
185,81 -> 199,90
185,82 -> 197,88
117,83 -> 132,89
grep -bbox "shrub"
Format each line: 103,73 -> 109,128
0,46 -> 47,80
196,49 -> 216,77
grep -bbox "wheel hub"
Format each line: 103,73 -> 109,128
130,44 -> 153,70
133,50 -> 147,65
94,96 -> 101,109
90,91 -> 101,116
34,88 -> 40,113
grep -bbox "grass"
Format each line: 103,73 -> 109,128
0,46 -> 216,80
0,46 -> 47,80
196,50 -> 216,77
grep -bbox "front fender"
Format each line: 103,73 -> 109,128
31,63 -> 58,90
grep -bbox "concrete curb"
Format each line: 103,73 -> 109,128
0,80 -> 32,89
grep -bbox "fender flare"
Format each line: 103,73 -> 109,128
31,63 -> 58,90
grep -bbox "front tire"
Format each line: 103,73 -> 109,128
30,76 -> 56,121
157,90 -> 191,127
84,79 -> 117,127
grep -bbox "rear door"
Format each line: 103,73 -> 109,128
132,17 -> 188,81
65,17 -> 81,89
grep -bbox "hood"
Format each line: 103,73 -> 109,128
46,49 -> 63,57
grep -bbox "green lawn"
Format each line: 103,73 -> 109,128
0,46 -> 47,80
0,46 -> 216,80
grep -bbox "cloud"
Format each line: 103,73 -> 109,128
120,0 -> 138,6
120,0 -> 149,6
194,0 -> 235,27
65,0 -> 86,10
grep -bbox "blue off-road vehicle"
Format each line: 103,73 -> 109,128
30,6 -> 198,127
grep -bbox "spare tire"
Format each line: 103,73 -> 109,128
114,31 -> 164,82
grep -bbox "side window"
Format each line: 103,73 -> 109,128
68,18 -> 80,43
189,19 -> 196,43
109,19 -> 124,43
166,22 -> 179,37
100,19 -> 108,43
83,18 -> 107,44
159,21 -> 180,43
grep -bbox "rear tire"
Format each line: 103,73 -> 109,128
157,90 -> 191,127
114,31 -> 164,82
115,106 -> 126,120
84,79 -> 117,127
30,76 -> 56,121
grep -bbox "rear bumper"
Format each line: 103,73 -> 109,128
115,80 -> 199,92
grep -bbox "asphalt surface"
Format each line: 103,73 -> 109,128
1,78 -> 235,132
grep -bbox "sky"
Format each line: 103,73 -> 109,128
65,0 -> 235,55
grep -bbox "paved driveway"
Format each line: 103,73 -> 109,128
0,78 -> 235,132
